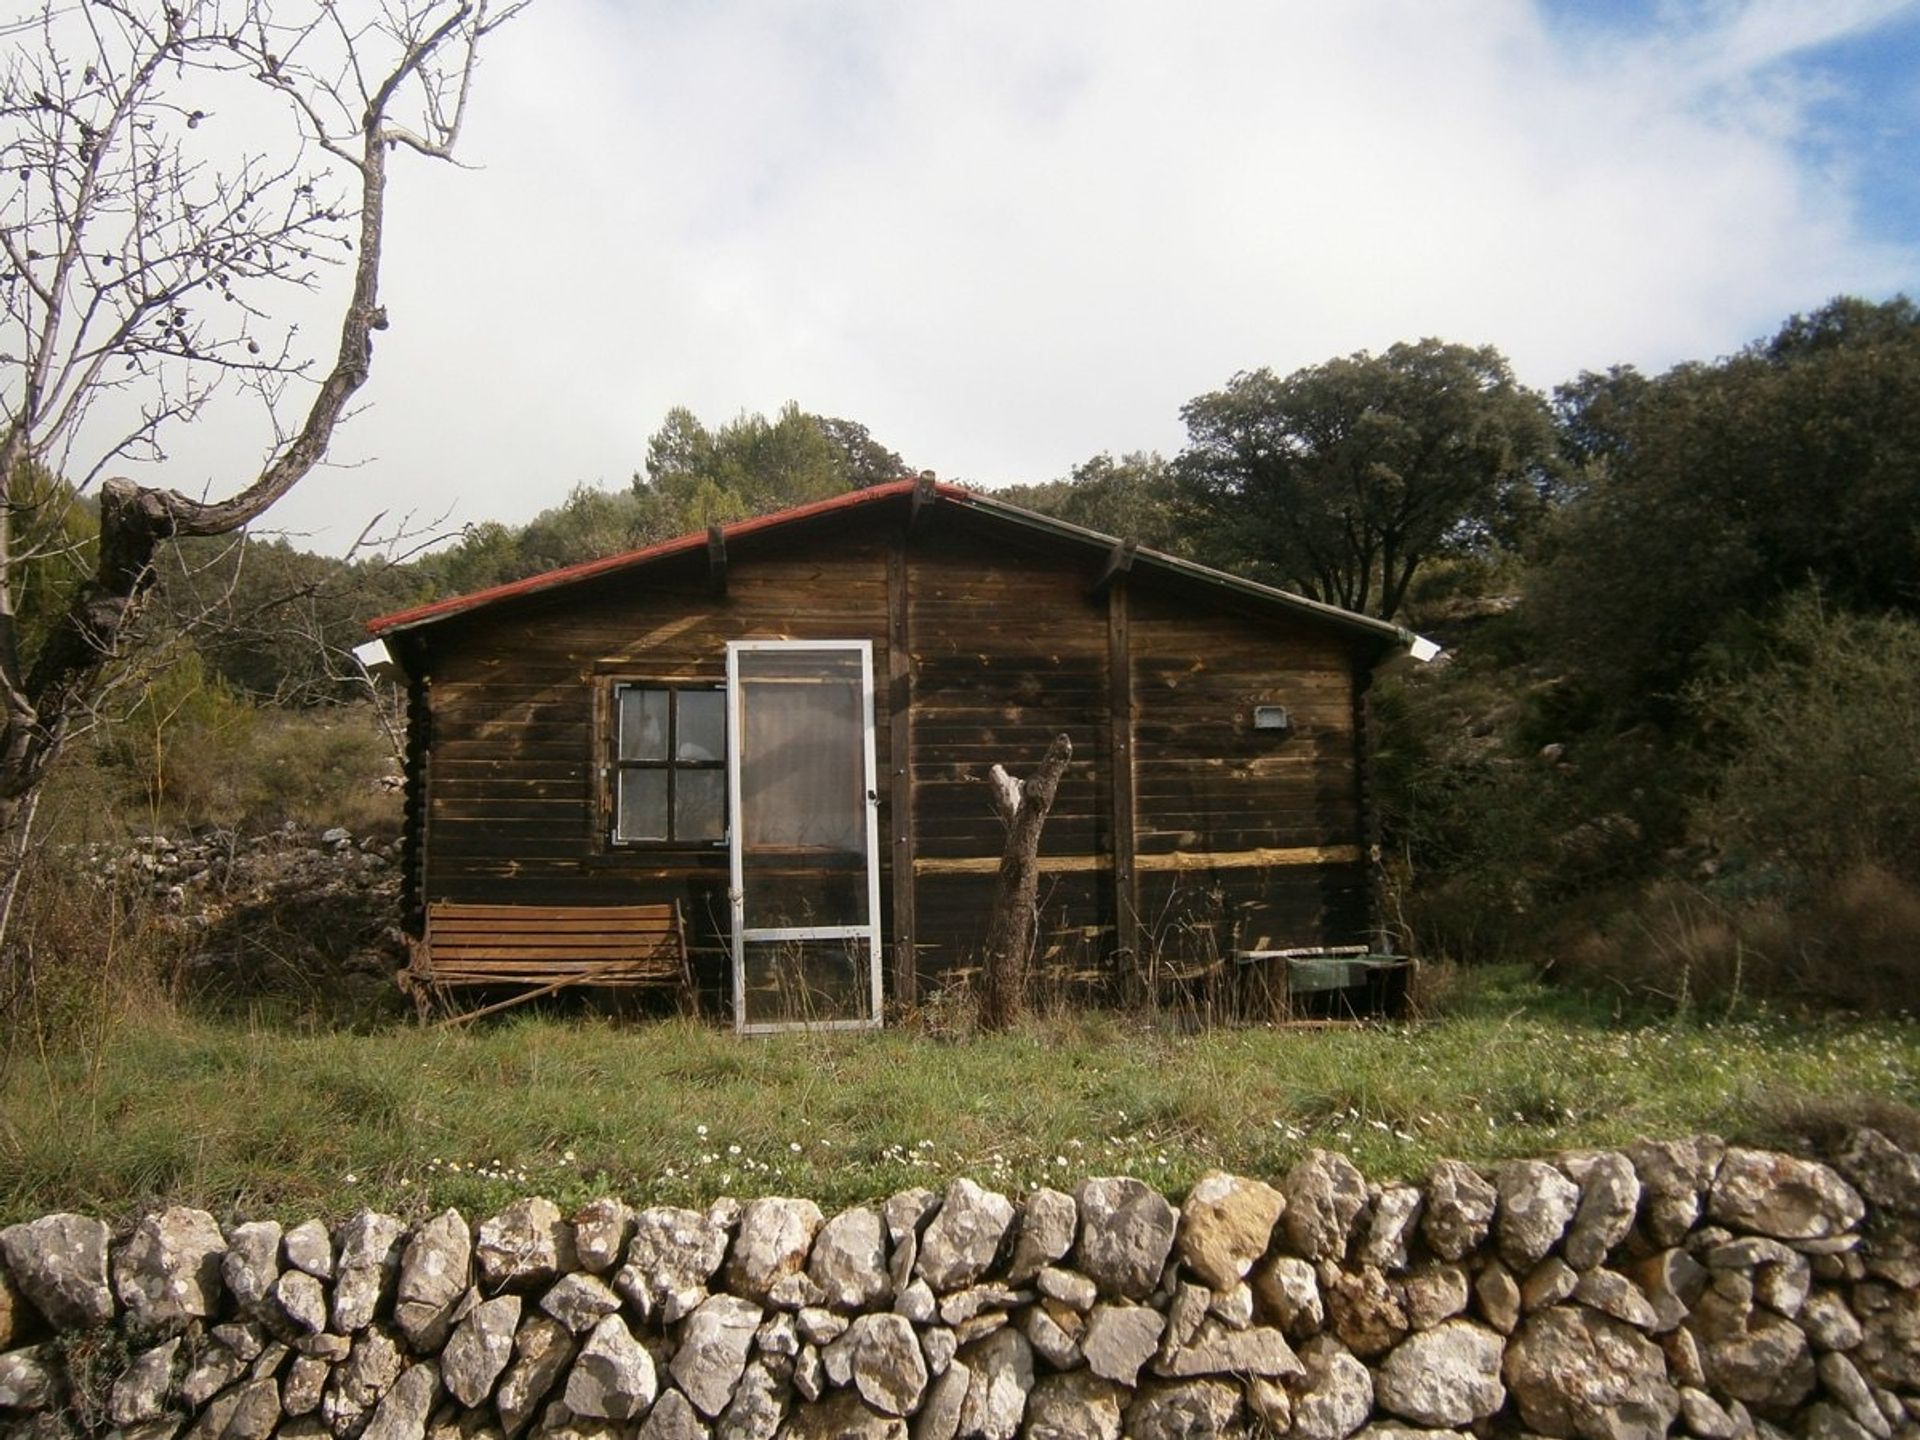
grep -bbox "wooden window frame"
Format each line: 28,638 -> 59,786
605,680 -> 728,848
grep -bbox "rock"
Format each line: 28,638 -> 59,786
1283,1150 -> 1369,1263
916,1180 -> 1014,1294
1688,1282 -> 1817,1408
638,1389 -> 710,1440
1818,1351 -> 1892,1440
1401,1264 -> 1468,1331
1561,1151 -> 1640,1271
1005,1189 -> 1078,1285
1572,1268 -> 1660,1329
1290,1335 -> 1373,1440
1175,1172 -> 1284,1290
1662,1324 -> 1706,1389
274,1269 -> 330,1334
496,1315 -> 577,1439
1833,1129 -> 1920,1217
1755,1250 -> 1811,1317
0,1344 -> 57,1410
893,1277 -> 936,1323
475,1199 -> 574,1293
1422,1161 -> 1497,1263
717,1356 -> 787,1440
1322,1261 -> 1407,1358
213,1376 -> 282,1440
1495,1160 -> 1581,1271
362,1360 -> 440,1440
1802,1403 -> 1878,1440
955,1328 -> 1032,1440
181,1331 -> 251,1408
1357,1186 -> 1423,1273
1021,1303 -> 1081,1369
1023,1370 -> 1125,1440
1622,1247 -> 1707,1334
1522,1257 -> 1577,1315
539,1274 -> 621,1335
441,1294 -> 520,1407
1624,1136 -> 1722,1248
323,1326 -> 405,1434
1036,1266 -> 1096,1312
923,1324 -> 958,1376
285,1219 -> 336,1280
847,1313 -> 927,1416
1154,1318 -> 1302,1379
1503,1304 -> 1680,1440
785,1391 -> 907,1440
1163,1281 -> 1209,1350
1473,1260 -> 1520,1334
0,1213 -> 115,1328
0,1265 -> 32,1350
1678,1386 -> 1739,1439
1120,1379 -> 1239,1440
915,1361 -> 969,1440
1374,1320 -> 1506,1427
671,1293 -> 762,1419
1708,1148 -> 1864,1241
799,1307 -> 849,1346
1245,1376 -> 1292,1432
394,1210 -> 471,1352
222,1221 -> 284,1323
940,1283 -> 1026,1327
1252,1253 -> 1322,1338
1206,1281 -> 1251,1328
618,1207 -> 728,1324
282,1353 -> 330,1415
110,1337 -> 181,1425
564,1313 -> 657,1421
757,1310 -> 799,1359
1081,1303 -> 1164,1386
1852,1280 -> 1920,1390
570,1199 -> 633,1275
1802,1288 -> 1864,1351
333,1211 -> 407,1333
112,1207 -> 228,1330
809,1207 -> 891,1313
883,1189 -> 938,1293
1073,1178 -> 1176,1301
724,1198 -> 824,1305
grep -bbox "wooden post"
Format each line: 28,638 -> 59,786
887,537 -> 918,1009
980,732 -> 1073,1031
1107,581 -> 1140,989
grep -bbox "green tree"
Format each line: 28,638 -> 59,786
1177,341 -> 1557,620
1530,296 -> 1920,712
1000,452 -> 1189,553
639,403 -> 909,527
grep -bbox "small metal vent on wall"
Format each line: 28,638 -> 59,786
1253,705 -> 1291,733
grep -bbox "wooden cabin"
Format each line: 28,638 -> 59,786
364,479 -> 1430,1031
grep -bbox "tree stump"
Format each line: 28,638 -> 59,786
979,732 -> 1073,1031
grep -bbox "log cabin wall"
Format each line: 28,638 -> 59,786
404,498 -> 1379,1014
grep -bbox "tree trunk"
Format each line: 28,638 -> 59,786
979,732 -> 1072,1031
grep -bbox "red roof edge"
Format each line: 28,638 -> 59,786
367,477 -> 953,637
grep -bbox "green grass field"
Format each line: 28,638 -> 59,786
3,968 -> 1915,1226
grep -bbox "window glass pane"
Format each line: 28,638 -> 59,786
677,690 -> 725,762
618,688 -> 669,762
738,675 -> 863,852
675,769 -> 726,843
741,938 -> 872,1028
616,769 -> 668,841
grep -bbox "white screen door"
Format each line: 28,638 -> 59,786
726,641 -> 883,1033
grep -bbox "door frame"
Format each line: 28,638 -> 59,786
725,639 -> 884,1034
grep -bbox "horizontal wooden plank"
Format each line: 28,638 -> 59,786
913,844 -> 1361,876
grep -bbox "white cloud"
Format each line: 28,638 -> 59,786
141,0 -> 1919,547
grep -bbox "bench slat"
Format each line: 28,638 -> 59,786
410,901 -> 691,1006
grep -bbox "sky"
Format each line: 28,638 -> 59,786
95,0 -> 1920,551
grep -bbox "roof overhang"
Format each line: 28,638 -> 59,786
365,477 -> 1438,664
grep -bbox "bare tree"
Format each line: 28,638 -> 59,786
0,0 -> 521,920
979,732 -> 1072,1032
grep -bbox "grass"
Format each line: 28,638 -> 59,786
1,968 -> 1915,1227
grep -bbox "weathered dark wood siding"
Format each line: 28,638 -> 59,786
411,502 -> 1375,1008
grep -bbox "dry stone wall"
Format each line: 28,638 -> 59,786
2,1132 -> 1918,1440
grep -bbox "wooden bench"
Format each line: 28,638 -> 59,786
403,901 -> 693,1025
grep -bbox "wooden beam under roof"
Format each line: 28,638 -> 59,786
707,524 -> 727,595
909,472 -> 939,537
1090,536 -> 1138,594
